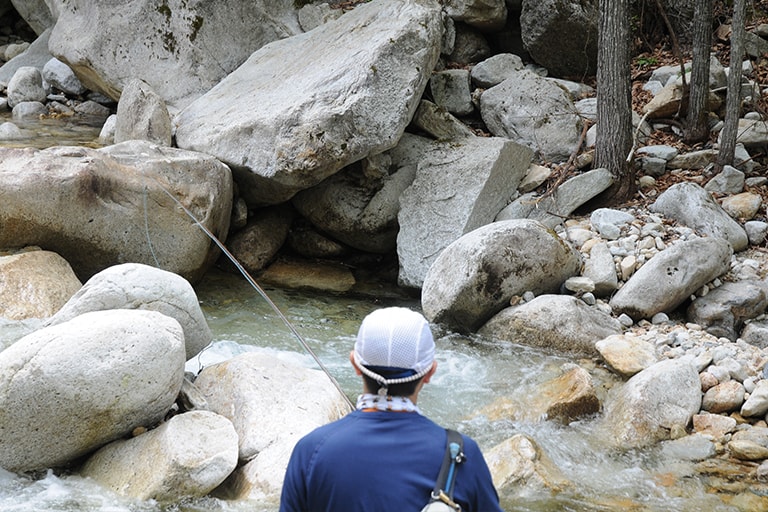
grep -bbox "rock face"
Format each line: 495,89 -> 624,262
609,237 -> 733,320
397,136 -> 533,288
175,0 -> 444,207
478,295 -> 622,357
0,249 -> 81,320
48,0 -> 304,110
45,263 -> 213,360
81,411 -> 239,502
422,219 -> 582,332
0,309 -> 186,472
0,141 -> 232,283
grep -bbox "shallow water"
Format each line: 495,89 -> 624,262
0,268 -> 747,512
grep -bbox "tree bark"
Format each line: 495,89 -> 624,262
718,0 -> 747,168
684,0 -> 713,144
594,0 -> 634,204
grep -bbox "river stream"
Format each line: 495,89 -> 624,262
0,118 -> 747,511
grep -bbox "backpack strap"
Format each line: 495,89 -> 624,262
431,429 -> 465,506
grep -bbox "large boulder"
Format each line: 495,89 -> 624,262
397,136 -> 533,288
609,237 -> 733,321
0,309 -> 186,472
193,352 -> 350,501
421,219 -> 582,332
478,295 -> 622,357
687,280 -> 768,342
0,249 -> 81,320
81,411 -> 239,502
45,263 -> 212,360
0,141 -> 232,283
600,358 -> 702,449
519,0 -> 598,78
175,0 -> 444,207
47,0 -> 304,110
649,182 -> 748,251
480,69 -> 583,162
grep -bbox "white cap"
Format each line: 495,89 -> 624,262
353,307 -> 435,386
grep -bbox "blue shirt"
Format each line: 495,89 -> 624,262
280,409 -> 503,512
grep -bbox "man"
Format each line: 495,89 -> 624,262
280,306 -> 503,512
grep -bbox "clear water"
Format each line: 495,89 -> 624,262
0,269 -> 747,511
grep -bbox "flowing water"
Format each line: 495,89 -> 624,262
0,118 -> 750,511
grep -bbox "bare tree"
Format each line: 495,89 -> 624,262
718,0 -> 748,168
594,0 -> 634,203
684,0 -> 714,144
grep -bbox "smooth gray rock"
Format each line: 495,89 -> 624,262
601,358 -> 702,449
650,182 -> 748,251
114,79 -> 172,146
479,295 -> 622,356
687,280 -> 768,341
421,219 -> 582,332
45,263 -> 212,360
48,0 -> 304,110
81,411 -> 239,502
609,237 -> 733,320
0,309 -> 185,472
6,66 -> 47,107
42,57 -> 85,95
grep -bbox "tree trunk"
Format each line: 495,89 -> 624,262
718,0 -> 747,168
684,0 -> 713,144
594,0 -> 634,204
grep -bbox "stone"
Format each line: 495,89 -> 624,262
702,380 -> 746,414
595,334 -> 657,378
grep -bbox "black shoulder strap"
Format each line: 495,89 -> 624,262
432,428 -> 465,499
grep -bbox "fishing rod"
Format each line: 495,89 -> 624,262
156,185 -> 355,412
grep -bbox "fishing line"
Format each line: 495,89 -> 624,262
153,185 -> 354,411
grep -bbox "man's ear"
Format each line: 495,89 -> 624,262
350,351 -> 363,376
422,360 -> 438,384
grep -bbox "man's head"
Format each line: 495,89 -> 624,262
351,307 -> 436,397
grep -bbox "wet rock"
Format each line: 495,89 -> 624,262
81,411 -> 238,502
485,434 -> 570,495
258,258 -> 356,293
479,295 -> 622,357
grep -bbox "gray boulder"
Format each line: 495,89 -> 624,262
6,66 -> 47,107
443,0 -> 506,31
398,136 -> 533,288
45,263 -> 213,360
175,0 -> 443,207
114,78 -> 173,146
81,411 -> 239,502
650,182 -> 748,251
0,249 -> 81,321
480,69 -> 584,162
609,237 -> 733,321
0,141 -> 233,283
479,295 -> 622,356
48,0 -> 304,110
0,309 -> 185,472
687,281 -> 768,341
42,57 -> 85,96
421,219 -> 582,332
519,0 -> 598,78
601,358 -> 702,449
